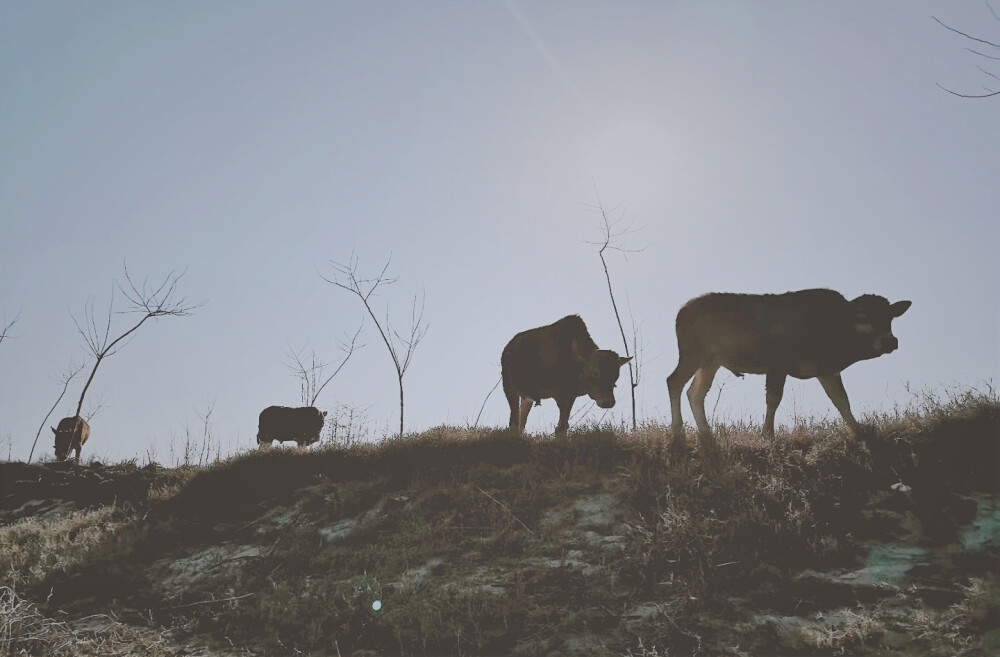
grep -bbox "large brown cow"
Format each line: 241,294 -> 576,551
502,315 -> 631,436
667,289 -> 911,456
51,415 -> 90,462
257,406 -> 327,447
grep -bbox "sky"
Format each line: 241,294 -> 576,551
1,1 -> 997,463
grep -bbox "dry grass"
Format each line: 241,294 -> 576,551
803,611 -> 886,653
0,386 -> 995,656
0,506 -> 126,591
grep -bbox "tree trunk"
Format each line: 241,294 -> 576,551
398,377 -> 404,438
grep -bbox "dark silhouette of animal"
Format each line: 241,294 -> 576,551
257,406 -> 327,447
667,288 -> 911,457
51,416 -> 90,462
502,315 -> 631,436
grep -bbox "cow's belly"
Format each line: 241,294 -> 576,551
518,386 -> 568,402
721,356 -> 838,379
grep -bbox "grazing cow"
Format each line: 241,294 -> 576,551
257,406 -> 327,447
502,315 -> 632,436
51,416 -> 90,462
667,288 -> 911,456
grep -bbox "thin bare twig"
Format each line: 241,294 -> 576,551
933,15 -> 1000,49
477,487 -> 534,535
160,592 -> 255,611
0,310 -> 21,345
473,377 -> 502,430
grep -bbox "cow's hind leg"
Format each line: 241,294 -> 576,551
519,397 -> 534,433
687,364 -> 720,456
817,374 -> 861,434
503,373 -> 521,433
764,372 -> 787,438
667,354 -> 699,451
554,396 -> 574,437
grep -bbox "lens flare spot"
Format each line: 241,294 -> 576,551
372,600 -> 382,611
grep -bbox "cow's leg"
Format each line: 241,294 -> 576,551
554,396 -> 574,437
817,374 -> 861,434
503,374 -> 521,433
74,444 -> 81,463
519,397 -> 534,433
667,355 -> 699,451
687,364 -> 720,455
764,372 -> 787,438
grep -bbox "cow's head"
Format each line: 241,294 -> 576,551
851,294 -> 911,357
51,424 -> 74,461
575,342 -> 632,408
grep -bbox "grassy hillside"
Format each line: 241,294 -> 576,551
1,389 -> 997,656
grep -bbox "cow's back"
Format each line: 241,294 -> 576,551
676,289 -> 855,373
502,315 -> 597,396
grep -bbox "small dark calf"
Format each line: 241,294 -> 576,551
257,406 -> 327,447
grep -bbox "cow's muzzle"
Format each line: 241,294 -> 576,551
876,336 -> 898,353
594,398 -> 616,409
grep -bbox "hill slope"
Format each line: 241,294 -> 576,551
1,391 -> 998,656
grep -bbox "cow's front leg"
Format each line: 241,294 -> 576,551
764,372 -> 787,438
817,374 -> 861,434
554,396 -> 574,437
519,397 -> 534,433
687,365 -> 720,452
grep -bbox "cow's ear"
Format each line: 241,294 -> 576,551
890,300 -> 912,318
619,356 -> 633,367
51,427 -> 56,434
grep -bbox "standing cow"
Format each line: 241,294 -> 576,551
51,415 -> 90,462
667,288 -> 911,457
502,315 -> 632,436
257,406 -> 328,447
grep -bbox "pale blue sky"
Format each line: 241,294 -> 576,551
1,2 -> 997,462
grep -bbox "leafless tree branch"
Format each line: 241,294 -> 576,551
82,393 -> 110,422
934,8 -> 1000,98
0,311 -> 21,345
322,251 -> 427,437
28,361 -> 86,462
286,322 -> 364,406
72,263 -> 201,419
933,15 -> 1000,49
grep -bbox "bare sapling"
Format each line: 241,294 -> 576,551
28,361 -> 85,462
286,322 -> 364,406
933,7 -> 1000,98
586,194 -> 646,431
323,252 -> 427,438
